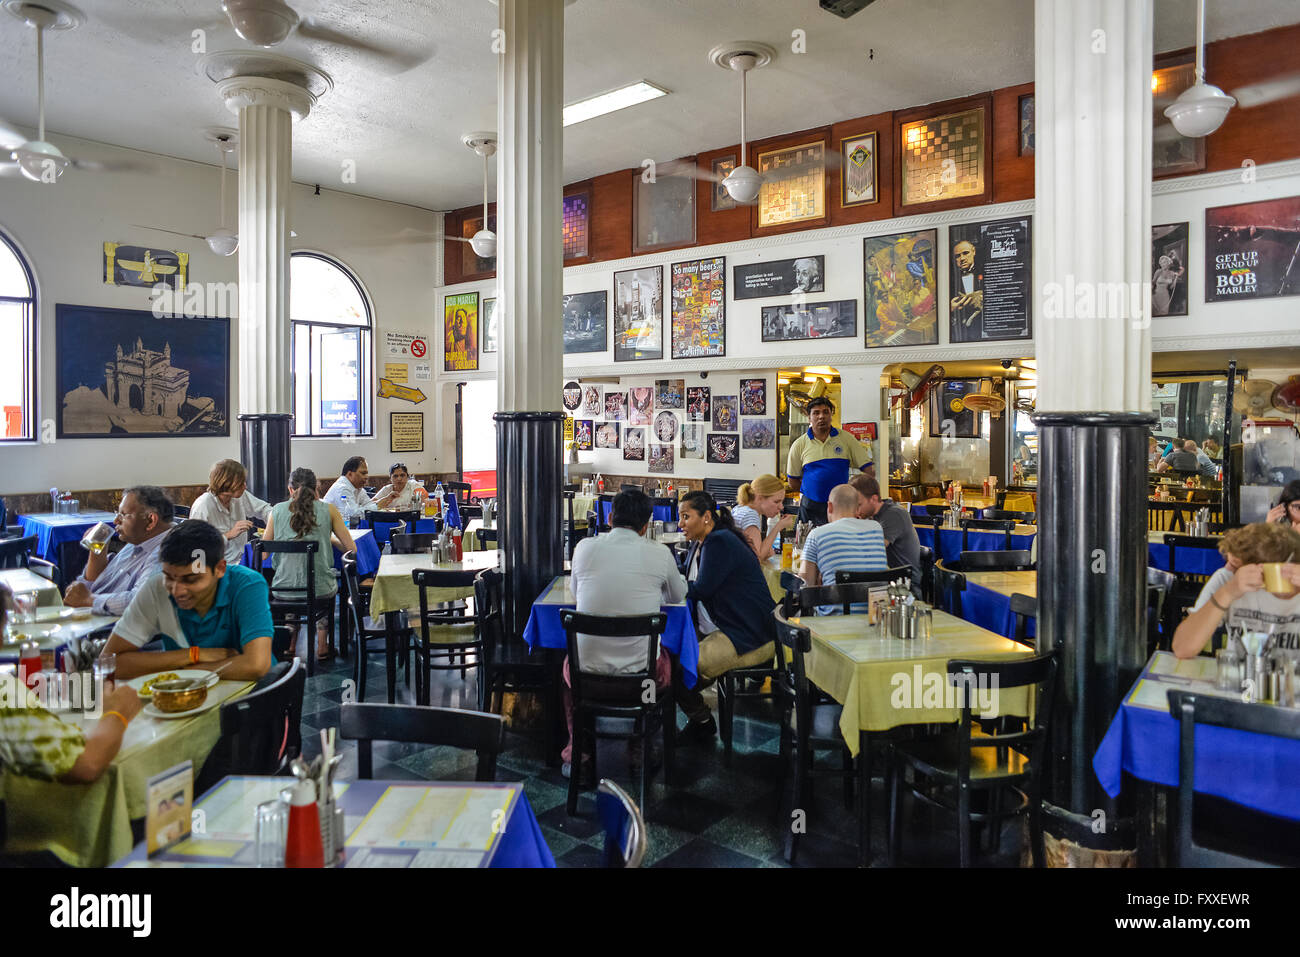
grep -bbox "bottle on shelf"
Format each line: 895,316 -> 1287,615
596,473 -> 605,494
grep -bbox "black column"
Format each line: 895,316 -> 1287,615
1032,411 -> 1155,851
495,411 -> 564,638
238,413 -> 293,505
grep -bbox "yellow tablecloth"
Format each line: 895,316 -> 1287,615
369,550 -> 501,616
795,610 -> 1033,755
962,569 -> 1038,600
762,558 -> 790,603
0,677 -> 254,867
463,519 -> 500,552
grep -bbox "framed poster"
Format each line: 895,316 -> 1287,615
633,162 -> 695,253
863,229 -> 938,348
604,391 -> 626,421
574,419 -> 594,451
595,422 -> 620,449
670,256 -> 726,359
624,427 -> 646,461
842,421 -> 878,443
562,291 -> 607,354
733,256 -> 824,300
840,132 -> 877,207
562,189 -> 591,260
481,297 -> 498,354
681,423 -> 705,460
1153,58 -> 1206,178
55,304 -> 230,439
740,378 -> 767,415
930,380 -> 981,438
1018,94 -> 1035,156
562,381 -> 582,412
648,443 -> 674,474
628,386 -> 653,425
145,761 -> 193,856
711,155 -> 737,212
1205,196 -> 1300,302
711,395 -> 738,432
444,292 -> 479,370
655,379 -> 684,409
1151,222 -> 1189,317
581,385 -> 602,416
613,267 -> 663,361
654,410 -> 678,444
948,216 -> 1032,343
686,386 -> 710,422
390,412 -> 424,452
760,300 -> 857,342
897,101 -> 988,209
706,433 -> 739,464
742,418 -> 776,450
104,243 -> 189,290
757,141 -> 826,228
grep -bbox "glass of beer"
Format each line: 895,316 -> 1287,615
81,522 -> 116,554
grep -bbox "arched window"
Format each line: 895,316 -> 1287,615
290,252 -> 373,436
0,232 -> 36,442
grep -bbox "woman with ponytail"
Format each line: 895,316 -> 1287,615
673,490 -> 778,744
734,474 -> 794,562
264,467 -> 355,660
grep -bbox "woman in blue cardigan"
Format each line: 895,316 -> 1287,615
674,490 -> 778,743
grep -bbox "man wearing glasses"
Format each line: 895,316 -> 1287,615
62,486 -> 174,617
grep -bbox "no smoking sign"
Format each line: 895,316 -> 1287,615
410,339 -> 426,358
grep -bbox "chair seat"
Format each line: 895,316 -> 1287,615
420,621 -> 479,645
492,640 -> 544,668
896,731 -> 1031,783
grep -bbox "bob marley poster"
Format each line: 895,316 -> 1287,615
1205,196 -> 1300,302
444,292 -> 479,371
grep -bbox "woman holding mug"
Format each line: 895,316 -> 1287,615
733,474 -> 793,562
190,459 -> 272,564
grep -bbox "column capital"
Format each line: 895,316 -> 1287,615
218,75 -> 314,119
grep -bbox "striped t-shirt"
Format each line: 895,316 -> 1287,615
801,517 -> 888,614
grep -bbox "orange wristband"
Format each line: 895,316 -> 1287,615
104,710 -> 129,729
189,645 -> 201,664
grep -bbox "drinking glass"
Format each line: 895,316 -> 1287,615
254,800 -> 288,868
916,606 -> 933,642
1215,647 -> 1242,692
80,522 -> 116,554
93,653 -> 117,690
12,591 -> 38,624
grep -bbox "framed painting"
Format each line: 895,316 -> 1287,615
894,94 -> 992,215
1205,196 -> 1300,302
733,256 -> 824,300
459,212 -> 496,278
104,243 -> 189,290
863,229 -> 938,348
1151,222 -> 1189,317
670,256 -> 726,359
711,155 -> 737,212
562,291 -> 607,354
1153,56 -> 1206,178
481,297 -> 498,354
839,132 -> 877,207
562,189 -> 591,260
948,217 -> 1032,343
1018,94 -> 1035,156
760,300 -> 857,342
757,140 -> 826,229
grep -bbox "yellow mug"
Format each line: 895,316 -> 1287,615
1261,562 -> 1294,596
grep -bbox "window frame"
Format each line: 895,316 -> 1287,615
0,229 -> 37,444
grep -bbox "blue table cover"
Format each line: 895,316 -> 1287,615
1147,541 -> 1223,576
242,529 -> 381,578
962,580 -> 1036,640
914,524 -> 1036,564
596,500 -> 676,526
362,515 -> 442,546
18,511 -> 118,562
1093,655 -> 1300,822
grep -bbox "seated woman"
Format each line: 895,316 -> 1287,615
373,462 -> 428,512
673,491 -> 778,744
733,474 -> 794,563
190,458 -> 272,565
264,467 -> 355,661
1173,523 -> 1300,658
1266,480 -> 1300,533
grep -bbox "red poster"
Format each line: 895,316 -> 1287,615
842,421 -> 878,442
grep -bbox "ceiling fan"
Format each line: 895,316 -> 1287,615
133,133 -> 241,256
446,133 -> 498,260
219,0 -> 429,71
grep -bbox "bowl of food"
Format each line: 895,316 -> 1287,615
150,678 -> 208,714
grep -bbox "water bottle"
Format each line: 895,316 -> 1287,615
434,481 -> 446,520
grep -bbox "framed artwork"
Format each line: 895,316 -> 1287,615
1151,222 -> 1190,317
562,381 -> 582,412
613,266 -> 664,361
562,291 -> 607,354
595,422 -> 620,449
624,427 -> 646,461
839,132 -> 877,207
897,99 -> 989,210
711,395 -> 738,432
733,256 -> 824,300
444,292 -> 479,371
948,216 -> 1032,343
562,189 -> 591,260
1205,196 -> 1300,302
581,385 -> 602,416
390,412 -> 423,452
459,213 -> 496,277
628,386 -> 653,425
604,391 -> 626,421
760,299 -> 857,342
1153,57 -> 1206,178
655,379 -> 685,409
863,229 -> 939,348
670,256 -> 726,359
930,380 -> 981,438
706,433 -> 739,465
481,297 -> 498,354
686,386 -> 710,422
681,423 -> 705,460
633,162 -> 695,254
740,378 -> 767,415
711,155 -> 737,212
574,419 -> 593,451
55,304 -> 230,439
104,243 -> 189,290
648,443 -> 674,474
757,140 -> 826,229
1018,95 -> 1035,156
742,418 -> 776,450
654,410 -> 678,443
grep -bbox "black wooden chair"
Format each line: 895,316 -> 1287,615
563,490 -> 579,561
341,553 -> 411,704
560,609 -> 673,815
367,509 -> 419,547
252,540 -> 335,677
917,544 -> 936,603
597,779 -> 648,867
1146,568 -> 1177,654
412,568 -> 483,706
390,532 -> 442,554
833,566 -> 914,588
1008,593 -> 1036,648
1167,689 -> 1300,867
0,535 -> 61,588
933,563 -> 967,617
619,483 -> 644,493
444,481 -> 474,507
889,649 -> 1059,867
475,527 -> 498,550
959,517 -> 1015,552
704,478 -> 745,508
652,496 -> 679,524
340,702 -> 505,782
798,580 -> 886,616
955,549 -> 1034,572
476,569 -> 555,756
595,493 -> 616,531
198,658 -> 306,792
983,509 -> 1035,524
924,504 -> 955,518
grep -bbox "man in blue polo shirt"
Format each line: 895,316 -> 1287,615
786,396 -> 873,526
104,520 -> 274,681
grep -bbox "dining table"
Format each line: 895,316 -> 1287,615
1146,530 -> 1224,576
16,510 -> 118,565
0,566 -> 65,608
960,569 -> 1038,641
914,521 -> 1037,564
1,674 -> 255,867
242,527 -> 381,579
115,775 -> 556,868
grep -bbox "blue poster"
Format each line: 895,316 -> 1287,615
322,400 -> 359,432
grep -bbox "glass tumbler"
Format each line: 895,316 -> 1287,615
1215,648 -> 1241,693
255,799 -> 289,868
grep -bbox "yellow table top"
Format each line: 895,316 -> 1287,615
913,495 -> 998,511
370,549 -> 501,616
963,569 -> 1038,600
0,567 -> 64,607
762,558 -> 790,603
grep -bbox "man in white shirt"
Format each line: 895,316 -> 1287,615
63,486 -> 174,617
322,456 -> 397,515
563,489 -> 687,780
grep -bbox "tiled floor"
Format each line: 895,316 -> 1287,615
293,632 -> 1025,868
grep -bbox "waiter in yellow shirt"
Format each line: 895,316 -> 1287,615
786,396 -> 874,526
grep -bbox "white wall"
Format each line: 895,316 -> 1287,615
0,132 -> 442,492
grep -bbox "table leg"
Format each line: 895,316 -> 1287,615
858,730 -> 872,867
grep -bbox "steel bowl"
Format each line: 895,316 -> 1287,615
150,679 -> 208,713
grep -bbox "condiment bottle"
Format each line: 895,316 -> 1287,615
284,779 -> 324,868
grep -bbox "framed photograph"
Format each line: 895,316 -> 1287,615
1018,94 -> 1035,156
563,291 -> 607,354
104,243 -> 189,290
670,256 -> 726,359
706,433 -> 740,465
444,292 -> 479,371
581,385 -> 602,416
55,304 -> 230,439
624,427 -> 646,461
840,132 -> 877,207
1205,196 -> 1300,302
654,410 -> 678,444
613,266 -> 663,361
604,391 -> 626,421
686,386 -> 710,422
733,256 -> 824,300
1152,222 -> 1190,317
1153,57 -> 1206,177
757,140 -> 826,229
711,155 -> 737,212
711,395 -> 738,432
740,378 -> 767,416
863,229 -> 939,348
648,443 -> 674,474
948,216 -> 1032,343
574,419 -> 593,451
595,422 -> 620,449
655,379 -> 685,409
681,423 -> 705,460
634,162 -> 695,253
760,299 -> 857,342
390,412 -> 423,452
742,418 -> 776,450
930,380 -> 981,438
562,380 -> 582,412
628,386 -> 654,425
562,189 -> 591,260
481,297 -> 498,354
459,212 -> 496,277
897,101 -> 988,209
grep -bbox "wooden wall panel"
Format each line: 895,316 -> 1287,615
1203,24 -> 1300,174
589,168 -> 634,262
696,143 -> 752,246
829,111 -> 894,227
992,81 -> 1034,204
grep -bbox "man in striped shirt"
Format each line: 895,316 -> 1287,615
799,484 -> 888,614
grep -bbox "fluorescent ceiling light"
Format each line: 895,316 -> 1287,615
563,81 -> 668,127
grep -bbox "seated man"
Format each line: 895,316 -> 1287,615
63,486 -> 174,616
1158,440 -> 1199,474
103,520 -> 274,681
565,489 -> 686,780
850,474 -> 921,597
799,484 -> 888,613
322,455 -> 397,515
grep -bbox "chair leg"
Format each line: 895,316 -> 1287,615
566,709 -> 582,815
384,615 -> 398,705
857,731 -> 872,867
356,636 -> 367,703
888,754 -> 903,866
957,782 -> 972,867
719,675 -> 733,765
304,621 -> 315,679
661,698 -> 674,787
785,734 -> 804,865
841,747 -> 854,812
638,721 -> 649,814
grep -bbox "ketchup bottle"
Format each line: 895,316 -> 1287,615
453,526 -> 464,561
285,780 -> 324,868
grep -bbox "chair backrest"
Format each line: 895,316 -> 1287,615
58,538 -> 90,585
412,568 -> 481,639
620,483 -> 644,493
984,509 -> 1035,524
1008,592 -> 1036,648
833,566 -> 914,587
1167,689 -> 1299,867
956,549 -> 1034,572
704,478 -> 745,508
772,607 -> 810,725
390,531 -> 442,553
368,509 -> 418,534
960,517 -> 1015,551
798,580 -> 880,615
917,544 -> 935,602
339,701 -> 505,781
444,481 -> 473,506
652,496 -> 679,523
252,539 -> 319,605
475,527 -> 499,549
1148,501 -> 1191,532
597,778 -> 648,867
474,568 -> 506,657
216,658 -> 306,775
1163,533 -> 1222,580
946,649 -> 1059,782
924,504 -> 953,517
596,493 -> 616,529
933,562 -> 967,616
559,609 -> 664,707
0,535 -> 36,570
564,490 -> 578,560
779,570 -> 804,617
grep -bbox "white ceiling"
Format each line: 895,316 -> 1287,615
1,0 -> 1297,211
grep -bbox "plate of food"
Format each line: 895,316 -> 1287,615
126,669 -> 220,698
142,696 -> 221,720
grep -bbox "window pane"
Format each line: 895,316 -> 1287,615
292,323 -> 310,434
462,380 -> 497,471
290,255 -> 368,326
0,302 -> 28,438
317,326 -> 360,433
0,239 -> 30,299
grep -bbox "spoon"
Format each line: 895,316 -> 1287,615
176,659 -> 236,689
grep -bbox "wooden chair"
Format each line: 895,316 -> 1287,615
833,566 -> 914,588
475,527 -> 498,550
652,496 -> 679,524
798,580 -> 887,615
390,532 -> 441,553
0,535 -> 61,589
955,549 -> 1034,572
933,563 -> 967,617
959,518 -> 1015,552
366,509 -> 419,546
444,481 -> 474,507
199,659 -> 305,792
983,509 -> 1035,524
476,569 -> 555,757
596,779 -> 648,867
340,702 -> 505,782
411,568 -> 483,706
917,544 -> 936,603
1008,593 -> 1036,648
341,553 -> 412,704
252,540 -> 335,677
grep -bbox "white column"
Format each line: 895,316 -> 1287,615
496,0 -> 565,413
1035,0 -> 1152,412
218,78 -> 312,415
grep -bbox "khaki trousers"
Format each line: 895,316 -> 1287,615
674,630 -> 777,724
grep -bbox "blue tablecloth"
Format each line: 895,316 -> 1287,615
915,524 -> 1036,564
596,501 -> 676,525
361,515 -> 442,546
242,529 -> 381,578
962,580 -> 1035,640
1147,541 -> 1224,576
1093,654 -> 1300,822
17,511 -> 118,562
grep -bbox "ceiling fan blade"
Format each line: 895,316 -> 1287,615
446,236 -> 474,244
1153,122 -> 1183,144
296,18 -> 433,72
0,116 -> 26,151
69,156 -> 158,173
1231,73 -> 1300,108
0,164 -> 26,178
131,224 -> 207,241
669,165 -> 726,184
